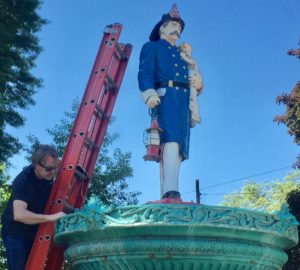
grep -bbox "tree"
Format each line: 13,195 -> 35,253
274,38 -> 300,166
0,100 -> 140,269
272,37 -> 300,270
221,172 -> 300,269
274,81 -> 300,166
282,189 -> 300,270
0,0 -> 47,166
221,170 -> 300,213
0,166 -> 11,270
25,99 -> 140,206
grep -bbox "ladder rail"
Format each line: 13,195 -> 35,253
24,23 -> 132,270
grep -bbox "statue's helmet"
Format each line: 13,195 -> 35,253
149,4 -> 185,41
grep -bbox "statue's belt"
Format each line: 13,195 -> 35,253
155,81 -> 189,90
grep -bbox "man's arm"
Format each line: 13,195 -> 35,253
13,200 -> 65,224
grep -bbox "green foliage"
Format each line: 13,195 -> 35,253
0,175 -> 11,215
46,99 -> 79,158
0,163 -> 7,183
88,148 -> 137,205
0,164 -> 11,215
221,170 -> 300,213
222,172 -> 300,269
0,165 -> 11,270
282,189 -> 300,270
0,0 -> 47,165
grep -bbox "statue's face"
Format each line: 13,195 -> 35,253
160,20 -> 182,43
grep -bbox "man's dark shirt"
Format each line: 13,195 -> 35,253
1,165 -> 53,241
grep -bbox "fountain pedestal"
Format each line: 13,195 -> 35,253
54,202 -> 298,270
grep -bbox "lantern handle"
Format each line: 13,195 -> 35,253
149,107 -> 158,118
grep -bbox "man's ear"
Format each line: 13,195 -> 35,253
159,25 -> 165,37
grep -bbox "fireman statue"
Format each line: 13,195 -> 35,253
138,4 -> 202,199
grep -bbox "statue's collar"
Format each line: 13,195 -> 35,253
158,38 -> 177,48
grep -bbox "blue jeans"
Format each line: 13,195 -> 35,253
1,231 -> 33,270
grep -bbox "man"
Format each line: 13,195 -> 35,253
138,4 -> 202,199
1,145 -> 65,270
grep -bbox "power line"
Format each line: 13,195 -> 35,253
201,165 -> 292,190
201,192 -> 259,196
201,176 -> 300,197
181,165 -> 294,195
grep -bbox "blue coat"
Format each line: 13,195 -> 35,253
138,39 -> 190,160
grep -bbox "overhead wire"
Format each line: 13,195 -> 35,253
181,165 -> 295,196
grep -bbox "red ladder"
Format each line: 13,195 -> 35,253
25,23 -> 132,270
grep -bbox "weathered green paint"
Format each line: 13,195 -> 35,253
54,202 -> 298,270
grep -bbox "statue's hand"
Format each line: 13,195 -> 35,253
180,52 -> 196,66
146,95 -> 160,108
189,72 -> 202,91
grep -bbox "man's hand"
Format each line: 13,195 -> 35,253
48,211 -> 66,222
146,95 -> 160,108
189,73 -> 202,91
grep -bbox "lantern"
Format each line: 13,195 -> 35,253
143,109 -> 163,162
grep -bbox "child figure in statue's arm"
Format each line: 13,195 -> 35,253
178,42 -> 202,127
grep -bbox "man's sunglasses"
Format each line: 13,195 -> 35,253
38,162 -> 58,172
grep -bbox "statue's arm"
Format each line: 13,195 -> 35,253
187,61 -> 201,89
138,42 -> 159,106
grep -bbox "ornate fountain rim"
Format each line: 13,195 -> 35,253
54,202 -> 298,250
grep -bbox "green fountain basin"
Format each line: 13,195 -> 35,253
54,202 -> 298,270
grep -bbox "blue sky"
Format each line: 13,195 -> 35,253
6,0 -> 300,205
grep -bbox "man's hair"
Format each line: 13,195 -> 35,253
31,144 -> 58,165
